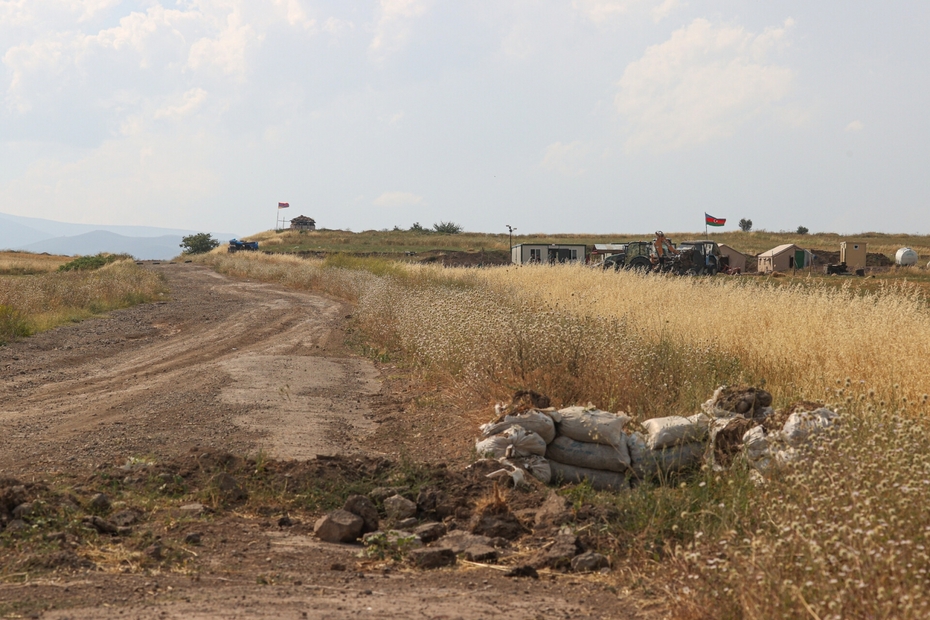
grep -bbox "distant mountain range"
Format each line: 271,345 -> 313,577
0,212 -> 236,260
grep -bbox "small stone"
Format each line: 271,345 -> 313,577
343,495 -> 379,533
413,522 -> 447,544
505,565 -> 539,579
116,526 -> 133,536
4,519 -> 27,533
179,503 -> 206,516
407,547 -> 455,569
88,493 -> 111,512
12,502 -> 33,520
384,495 -> 417,521
277,515 -> 293,527
470,512 -> 524,540
546,534 -> 581,569
314,510 -> 364,543
571,551 -> 610,573
434,531 -> 494,554
184,532 -> 202,545
111,509 -> 141,527
395,517 -> 418,530
369,487 -> 410,504
463,545 -> 498,563
145,543 -> 164,560
82,515 -> 118,535
534,493 -> 572,528
330,562 -> 346,571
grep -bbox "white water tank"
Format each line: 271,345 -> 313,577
895,247 -> 918,266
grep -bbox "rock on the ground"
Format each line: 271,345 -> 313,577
433,531 -> 493,554
534,493 -> 572,529
547,533 -> 582,569
470,511 -> 524,540
571,551 -> 610,572
343,495 -> 379,533
179,503 -> 206,516
463,545 -> 498,563
111,509 -> 141,527
396,517 -> 418,530
414,522 -> 446,544
384,494 -> 417,521
82,515 -> 118,535
407,547 -> 456,569
314,509 -> 364,543
369,487 -> 410,504
88,493 -> 111,512
12,502 -> 33,520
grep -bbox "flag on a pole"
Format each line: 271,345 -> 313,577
278,202 -> 290,209
705,213 -> 726,227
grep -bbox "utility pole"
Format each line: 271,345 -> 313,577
506,224 -> 516,263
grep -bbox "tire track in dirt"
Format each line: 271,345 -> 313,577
0,263 -> 382,475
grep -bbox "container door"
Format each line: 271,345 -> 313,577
794,250 -> 806,268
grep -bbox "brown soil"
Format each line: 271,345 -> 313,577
0,264 -> 662,619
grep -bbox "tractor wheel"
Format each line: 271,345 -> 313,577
627,257 -> 652,272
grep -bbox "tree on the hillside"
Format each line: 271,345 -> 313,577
739,218 -> 753,232
433,221 -> 463,234
180,233 -> 220,254
796,226 -> 809,235
409,222 -> 428,233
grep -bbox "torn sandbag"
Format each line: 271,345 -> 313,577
556,407 -> 630,447
545,435 -> 630,473
701,385 -> 773,423
548,460 -> 630,492
501,455 -> 552,484
782,408 -> 838,447
481,410 -> 557,444
642,416 -> 706,450
475,425 -> 547,459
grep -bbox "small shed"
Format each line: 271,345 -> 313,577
757,244 -> 813,273
512,243 -> 586,265
289,215 -> 316,231
718,244 -> 747,273
840,241 -> 867,270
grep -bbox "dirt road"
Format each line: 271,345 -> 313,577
0,264 -> 659,619
0,264 -> 380,475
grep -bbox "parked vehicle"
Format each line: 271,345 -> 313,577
676,240 -> 722,275
228,239 -> 259,253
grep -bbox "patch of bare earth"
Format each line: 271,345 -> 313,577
0,264 -> 663,619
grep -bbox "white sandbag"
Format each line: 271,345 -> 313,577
549,460 -> 630,492
783,408 -> 837,446
688,412 -> 714,430
642,416 -> 706,450
556,406 -> 630,447
481,411 -> 557,444
475,425 -> 547,459
501,456 -> 552,484
545,435 -> 630,473
627,432 -> 704,479
742,426 -> 769,462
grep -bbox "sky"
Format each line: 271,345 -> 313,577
1,1 -> 929,237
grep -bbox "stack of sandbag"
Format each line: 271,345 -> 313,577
544,406 -> 632,492
627,414 -> 708,480
702,385 -> 774,424
476,410 -> 556,483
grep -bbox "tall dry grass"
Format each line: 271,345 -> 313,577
0,251 -> 70,275
198,252 -> 930,617
0,260 -> 166,343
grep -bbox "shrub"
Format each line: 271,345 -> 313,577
432,221 -> 463,234
409,222 -> 428,233
0,304 -> 32,344
797,226 -> 809,235
58,253 -> 132,272
180,233 -> 220,254
738,218 -> 753,232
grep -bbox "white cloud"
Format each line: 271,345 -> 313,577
154,88 -> 208,120
372,191 -> 423,207
275,0 -> 315,31
573,0 -> 641,22
650,0 -> 682,23
188,9 -> 259,76
845,120 -> 864,133
369,0 -> 430,57
541,141 -> 590,177
615,18 -> 795,153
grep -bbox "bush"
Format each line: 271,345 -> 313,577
409,222 -> 428,233
796,226 -> 809,235
180,233 -> 220,254
0,304 -> 32,344
58,253 -> 132,272
738,218 -> 753,232
432,221 -> 463,234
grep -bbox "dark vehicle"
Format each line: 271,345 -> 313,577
601,241 -> 654,271
228,239 -> 259,253
677,240 -> 721,275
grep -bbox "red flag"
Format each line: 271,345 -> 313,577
705,213 -> 726,226
278,202 -> 289,209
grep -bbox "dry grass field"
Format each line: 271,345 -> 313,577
0,250 -> 71,275
0,258 -> 167,343
196,249 -> 930,619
